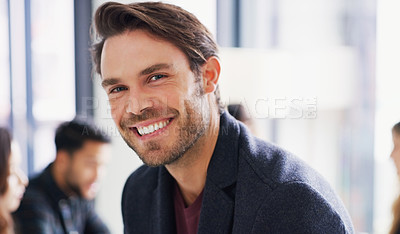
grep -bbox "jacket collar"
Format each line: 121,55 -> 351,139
39,163 -> 70,202
150,166 -> 177,234
150,112 -> 241,234
206,111 -> 240,188
38,163 -> 80,233
198,112 -> 240,233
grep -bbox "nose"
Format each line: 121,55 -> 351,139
17,167 -> 28,187
125,90 -> 154,115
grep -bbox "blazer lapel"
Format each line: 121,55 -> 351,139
197,181 -> 234,234
150,113 -> 241,234
197,112 -> 241,234
150,167 -> 176,234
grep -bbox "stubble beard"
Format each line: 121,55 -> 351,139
65,166 -> 84,198
119,95 -> 210,167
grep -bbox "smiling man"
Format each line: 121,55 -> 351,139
14,119 -> 111,234
92,2 -> 354,234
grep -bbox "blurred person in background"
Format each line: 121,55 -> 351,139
93,2 -> 354,233
390,121 -> 400,234
0,127 -> 28,234
227,104 -> 258,136
14,119 -> 111,234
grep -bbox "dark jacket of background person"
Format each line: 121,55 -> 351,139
122,113 -> 355,233
13,164 -> 109,234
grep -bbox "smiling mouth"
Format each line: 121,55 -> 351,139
135,119 -> 171,136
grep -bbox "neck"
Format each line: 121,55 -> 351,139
166,106 -> 220,206
51,161 -> 73,197
0,207 -> 13,233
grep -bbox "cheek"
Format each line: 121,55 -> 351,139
3,180 -> 18,209
110,106 -> 120,122
392,148 -> 400,163
394,150 -> 400,160
70,164 -> 87,181
3,186 -> 14,201
167,92 -> 191,110
81,167 -> 98,182
7,175 -> 19,192
109,99 -> 125,121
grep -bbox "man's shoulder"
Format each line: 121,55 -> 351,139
122,165 -> 160,199
235,128 -> 354,233
218,115 -> 326,188
236,127 -> 339,201
251,180 -> 353,233
17,173 -> 54,215
23,172 -> 49,201
125,164 -> 159,187
238,131 -> 318,186
121,165 -> 165,228
14,172 -> 56,230
19,168 -> 63,212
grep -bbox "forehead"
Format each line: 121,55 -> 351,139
100,30 -> 189,79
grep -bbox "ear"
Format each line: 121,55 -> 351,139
201,56 -> 221,94
55,150 -> 71,168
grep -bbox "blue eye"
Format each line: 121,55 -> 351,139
110,87 -> 127,93
150,74 -> 166,81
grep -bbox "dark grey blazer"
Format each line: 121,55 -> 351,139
122,112 -> 354,234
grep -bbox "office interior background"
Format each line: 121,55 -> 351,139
1,0 -> 399,233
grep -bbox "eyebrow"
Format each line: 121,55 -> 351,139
101,63 -> 172,88
101,78 -> 121,88
139,63 -> 172,76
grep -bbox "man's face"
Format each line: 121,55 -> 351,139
65,140 -> 110,200
100,30 -> 211,167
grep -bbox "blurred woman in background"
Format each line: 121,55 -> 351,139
0,128 -> 28,234
390,122 -> 400,234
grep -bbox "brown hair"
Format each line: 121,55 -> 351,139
393,122 -> 400,136
391,121 -> 400,234
91,1 -> 223,112
0,127 -> 12,234
0,128 -> 11,195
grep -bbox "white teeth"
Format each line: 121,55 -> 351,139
137,120 -> 170,136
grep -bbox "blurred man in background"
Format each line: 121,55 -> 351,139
14,118 -> 111,234
227,104 -> 258,135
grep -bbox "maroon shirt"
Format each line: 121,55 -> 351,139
173,183 -> 204,234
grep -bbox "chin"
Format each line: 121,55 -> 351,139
82,191 -> 96,200
9,200 -> 20,212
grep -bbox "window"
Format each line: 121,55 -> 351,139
5,0 -> 75,175
0,0 -> 10,126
